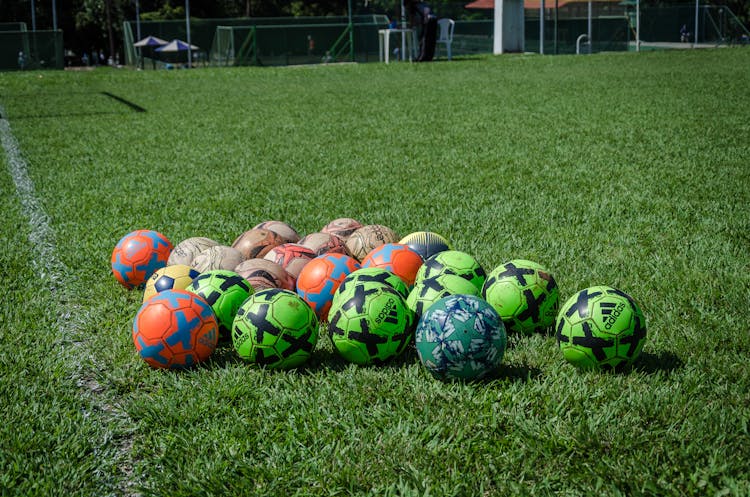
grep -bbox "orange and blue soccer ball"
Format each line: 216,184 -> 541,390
111,230 -> 173,289
132,289 -> 218,369
362,243 -> 423,288
296,253 -> 360,321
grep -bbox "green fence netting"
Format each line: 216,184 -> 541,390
121,5 -> 748,69
0,27 -> 64,71
124,16 -> 388,68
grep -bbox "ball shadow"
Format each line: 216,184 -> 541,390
630,350 -> 683,376
204,343 -> 245,368
479,363 -> 543,384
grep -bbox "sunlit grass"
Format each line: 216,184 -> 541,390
1,48 -> 749,495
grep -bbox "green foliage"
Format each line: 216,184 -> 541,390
1,49 -> 750,495
140,3 -> 186,21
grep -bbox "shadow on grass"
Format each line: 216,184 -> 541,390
631,350 -> 683,376
487,363 -> 543,383
203,333 -> 544,382
204,342 -> 246,368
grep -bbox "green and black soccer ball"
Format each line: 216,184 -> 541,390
406,273 -> 480,319
328,281 -> 414,365
556,286 -> 647,371
232,288 -> 319,369
415,294 -> 507,381
414,250 -> 486,292
482,259 -> 559,335
332,267 -> 410,309
186,269 -> 253,338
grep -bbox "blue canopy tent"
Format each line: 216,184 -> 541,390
155,39 -> 200,68
133,35 -> 167,69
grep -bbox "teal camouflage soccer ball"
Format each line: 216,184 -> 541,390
328,281 -> 414,365
414,250 -> 486,292
186,269 -> 253,338
406,273 -> 481,319
415,294 -> 507,381
482,259 -> 559,335
556,286 -> 647,371
232,289 -> 319,369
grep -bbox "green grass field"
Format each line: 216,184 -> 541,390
1,48 -> 749,496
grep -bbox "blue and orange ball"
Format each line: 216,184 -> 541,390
361,243 -> 423,288
111,230 -> 173,289
296,253 -> 360,321
132,289 -> 219,369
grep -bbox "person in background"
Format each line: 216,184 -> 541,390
405,0 -> 438,62
17,51 -> 26,70
680,24 -> 690,43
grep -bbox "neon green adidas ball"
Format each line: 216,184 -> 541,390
328,281 -> 414,365
414,250 -> 486,292
232,289 -> 319,369
556,286 -> 646,371
186,269 -> 253,338
331,267 -> 409,310
482,259 -> 559,335
406,273 -> 480,319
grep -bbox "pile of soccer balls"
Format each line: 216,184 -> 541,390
112,218 -> 647,380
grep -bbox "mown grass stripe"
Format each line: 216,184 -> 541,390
0,106 -> 137,497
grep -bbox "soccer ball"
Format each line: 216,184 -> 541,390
132,290 -> 218,369
415,294 -> 507,381
361,243 -> 424,288
556,286 -> 647,371
398,231 -> 451,260
186,269 -> 253,337
321,217 -> 363,241
111,230 -> 173,289
234,258 -> 295,291
232,289 -> 319,369
296,253 -> 361,321
232,228 -> 284,259
482,259 -> 559,335
167,237 -> 219,266
328,281 -> 414,365
415,250 -> 486,292
191,245 -> 245,273
253,220 -> 300,243
299,232 -> 350,256
263,243 -> 316,278
332,267 -> 410,310
345,224 -> 398,261
143,264 -> 200,302
406,273 -> 481,318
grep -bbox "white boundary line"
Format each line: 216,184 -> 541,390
0,106 -> 137,497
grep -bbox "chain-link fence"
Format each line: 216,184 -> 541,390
118,2 -> 749,69
0,23 -> 63,71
